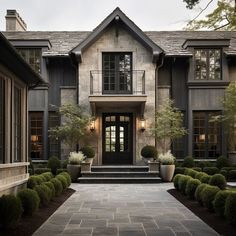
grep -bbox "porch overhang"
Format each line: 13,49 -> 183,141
89,95 -> 147,117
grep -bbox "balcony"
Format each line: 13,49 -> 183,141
89,70 -> 147,115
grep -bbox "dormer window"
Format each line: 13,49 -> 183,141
194,49 -> 221,80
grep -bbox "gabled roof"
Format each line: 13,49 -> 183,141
70,7 -> 164,63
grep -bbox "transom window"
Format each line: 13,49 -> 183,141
194,49 -> 221,80
17,48 -> 41,74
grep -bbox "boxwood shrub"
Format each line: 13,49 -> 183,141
224,192 -> 236,225
141,145 -> 158,159
213,190 -> 232,217
173,174 -> 183,190
174,167 -> 186,175
0,194 -> 22,228
184,168 -> 198,178
80,146 -> 95,158
58,172 -> 71,187
17,188 -> 40,216
185,178 -> 201,199
209,174 -> 226,190
203,167 -> 219,175
34,168 -> 51,175
194,183 -> 208,205
228,170 -> 236,180
219,170 -> 228,180
195,172 -> 207,181
41,172 -> 54,181
47,156 -> 61,175
201,185 -> 220,211
34,184 -> 51,206
182,156 -> 194,168
44,181 -> 56,198
178,175 -> 192,195
56,169 -> 68,175
50,178 -> 63,196
200,174 -> 211,184
55,175 -> 68,189
216,156 -> 230,169
222,167 -> 236,172
192,167 -> 202,172
27,176 -> 38,189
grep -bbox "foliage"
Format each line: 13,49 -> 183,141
27,176 -> 38,189
17,189 -> 40,216
41,172 -> 54,181
141,145 -> 158,159
192,167 -> 202,172
175,167 -> 186,175
182,156 -> 195,168
80,146 -> 95,158
47,156 -> 61,175
62,159 -> 69,169
216,156 -> 230,169
55,175 -> 68,190
150,99 -> 187,151
158,150 -> 176,165
203,167 -> 219,175
195,183 -> 208,204
219,169 -> 228,179
68,151 -> 85,165
195,172 -> 208,181
200,174 -> 211,184
173,174 -> 184,190
178,175 -> 192,194
183,0 -> 200,9
0,194 -> 22,228
201,185 -> 220,211
58,172 -> 71,187
34,184 -> 51,206
50,178 -> 63,196
56,168 -> 68,175
34,168 -> 51,175
44,181 -> 56,198
186,178 -> 201,199
225,192 -> 236,225
213,190 -> 232,217
228,170 -> 236,180
49,104 -> 91,149
184,168 -> 198,178
209,174 -> 227,189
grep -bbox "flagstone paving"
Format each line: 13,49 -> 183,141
33,183 -> 219,236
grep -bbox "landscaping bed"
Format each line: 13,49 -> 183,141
0,188 -> 75,236
168,188 -> 236,236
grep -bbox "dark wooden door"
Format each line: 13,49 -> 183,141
102,114 -> 133,165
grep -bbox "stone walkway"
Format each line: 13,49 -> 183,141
33,183 -> 219,236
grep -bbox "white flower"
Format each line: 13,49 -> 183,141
158,150 -> 175,165
68,151 -> 85,165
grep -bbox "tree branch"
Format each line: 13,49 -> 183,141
214,21 -> 231,30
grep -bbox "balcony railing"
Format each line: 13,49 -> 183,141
90,70 -> 145,95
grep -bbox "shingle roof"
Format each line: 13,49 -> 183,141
3,30 -> 236,56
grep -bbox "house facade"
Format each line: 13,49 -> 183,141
0,31 -> 43,196
3,8 -> 236,165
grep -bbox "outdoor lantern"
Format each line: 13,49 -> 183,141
90,120 -> 95,132
140,118 -> 146,132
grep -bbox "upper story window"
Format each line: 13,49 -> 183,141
17,48 -> 41,74
194,49 -> 221,80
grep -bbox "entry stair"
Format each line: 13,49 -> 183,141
78,166 -> 161,183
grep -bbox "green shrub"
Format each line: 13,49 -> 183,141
47,156 -> 61,175
201,185 -> 220,211
36,175 -> 46,184
17,188 -> 40,216
178,175 -> 192,194
58,172 -> 71,187
44,181 -> 56,198
184,168 -> 198,178
80,146 -> 95,159
41,172 -> 54,181
213,190 -> 232,217
62,159 -> 69,169
200,174 -> 211,184
141,145 -> 158,159
222,167 -> 236,171
28,168 -> 34,176
0,194 -> 22,228
203,167 -> 219,175
34,184 -> 51,206
228,170 -> 236,180
195,161 -> 207,169
224,192 -> 236,225
195,183 -> 208,205
209,174 -> 227,190
185,178 -> 201,199
182,156 -> 194,168
56,168 -> 68,175
219,170 -> 228,180
175,167 -> 186,175
195,172 -> 207,181
34,168 -> 51,175
56,175 -> 68,189
50,178 -> 63,196
192,167 -> 202,172
173,174 -> 183,190
27,176 -> 38,189
216,156 -> 230,169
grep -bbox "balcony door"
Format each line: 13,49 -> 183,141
102,52 -> 132,94
102,114 -> 133,165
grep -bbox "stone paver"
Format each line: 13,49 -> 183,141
33,183 -> 219,236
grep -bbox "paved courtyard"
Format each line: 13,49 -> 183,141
33,183 -> 219,236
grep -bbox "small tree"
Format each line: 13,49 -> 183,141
49,104 -> 91,151
151,99 -> 187,152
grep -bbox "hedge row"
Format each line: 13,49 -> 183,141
0,172 -> 71,229
173,169 -> 236,225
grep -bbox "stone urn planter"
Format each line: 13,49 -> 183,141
86,158 -> 94,165
67,164 -> 81,182
81,161 -> 92,173
160,164 -> 175,182
148,161 -> 159,172
228,151 -> 236,165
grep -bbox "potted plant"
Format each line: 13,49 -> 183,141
141,145 -> 157,164
80,146 -> 95,165
67,151 -> 85,182
158,150 -> 176,182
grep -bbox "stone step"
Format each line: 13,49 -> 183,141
78,177 -> 162,184
91,166 -> 149,172
82,171 -> 159,177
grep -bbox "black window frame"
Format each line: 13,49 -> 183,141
0,77 -> 5,163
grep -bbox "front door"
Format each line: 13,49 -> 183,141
102,113 -> 133,165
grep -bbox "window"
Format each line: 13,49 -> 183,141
0,78 -> 5,163
30,112 -> 43,159
194,49 -> 221,80
17,48 -> 41,74
14,86 -> 21,162
193,112 -> 221,159
48,112 -> 60,158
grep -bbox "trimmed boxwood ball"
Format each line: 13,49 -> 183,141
184,168 -> 198,178
195,172 -> 207,181
203,167 -> 219,175
178,175 -> 192,195
182,156 -> 194,168
58,172 -> 71,187
50,178 -> 63,196
17,188 -> 40,216
224,192 -> 236,225
173,174 -> 183,190
80,146 -> 95,158
219,170 -> 228,180
56,169 -> 68,175
34,168 -> 51,175
194,183 -> 208,205
201,185 -> 220,211
27,176 -> 38,189
35,175 -> 46,184
174,167 -> 186,175
47,156 -> 61,175
44,181 -> 56,198
213,190 -> 232,217
141,145 -> 157,159
0,194 -> 22,228
209,174 -> 227,190
192,167 -> 202,172
216,156 -> 230,169
185,178 -> 201,199
228,170 -> 236,180
200,174 -> 211,184
56,175 -> 68,189
34,184 -> 51,206
41,172 -> 54,181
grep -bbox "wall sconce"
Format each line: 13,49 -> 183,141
90,120 -> 95,132
199,134 -> 206,142
31,135 -> 38,142
140,118 -> 146,132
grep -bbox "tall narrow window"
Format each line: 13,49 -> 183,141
193,112 -> 221,159
0,78 -> 5,163
14,86 -> 21,162
194,49 -> 221,80
30,112 -> 43,159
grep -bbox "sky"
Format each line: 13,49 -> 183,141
0,0 -> 218,31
